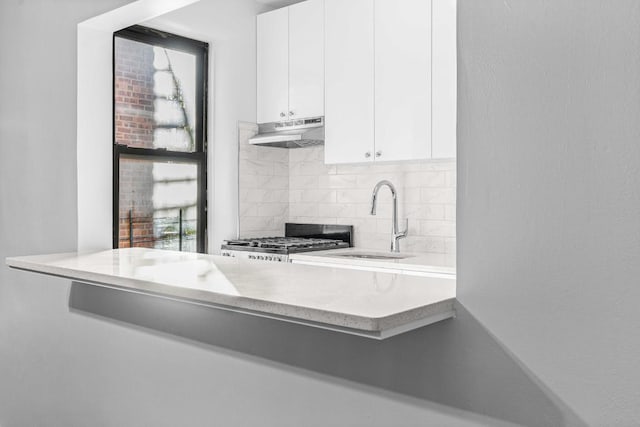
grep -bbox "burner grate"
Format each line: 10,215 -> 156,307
224,237 -> 347,252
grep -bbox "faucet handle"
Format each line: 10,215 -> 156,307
399,218 -> 408,237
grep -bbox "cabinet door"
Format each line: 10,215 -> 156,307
324,0 -> 375,164
257,8 -> 289,124
374,0 -> 431,162
289,0 -> 324,120
432,0 -> 457,158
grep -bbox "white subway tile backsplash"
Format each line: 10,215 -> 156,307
256,203 -> 289,218
241,189 -> 289,203
239,173 -> 259,188
239,159 -> 274,176
290,161 -> 337,177
241,216 -> 281,232
259,147 -> 289,163
238,123 -> 456,256
319,174 -> 358,189
337,217 -> 378,234
355,234 -> 391,251
445,204 -> 456,221
403,236 -> 446,254
404,204 -> 446,220
420,188 -> 456,204
261,175 -> 289,190
289,175 -> 319,190
335,164 -> 372,175
318,203 -> 356,218
239,203 -> 258,218
238,125 -> 289,237
289,203 -> 319,218
356,173 -> 404,189
404,171 -> 447,188
336,189 -> 370,204
289,145 -> 324,163
446,170 -> 457,187
444,237 -> 456,255
290,189 -> 337,203
402,188 -> 422,204
273,161 -> 289,176
420,220 -> 456,237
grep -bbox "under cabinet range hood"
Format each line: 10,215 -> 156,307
248,117 -> 324,148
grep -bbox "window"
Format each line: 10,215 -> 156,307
113,25 -> 208,253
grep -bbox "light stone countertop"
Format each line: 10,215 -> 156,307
6,248 -> 456,339
289,247 -> 456,276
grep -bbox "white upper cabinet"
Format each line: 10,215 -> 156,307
257,0 -> 324,124
289,0 -> 324,120
374,0 -> 431,162
432,0 -> 457,159
324,0 -> 456,164
257,7 -> 289,124
324,0 -> 375,164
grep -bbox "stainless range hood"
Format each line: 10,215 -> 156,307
248,117 -> 324,148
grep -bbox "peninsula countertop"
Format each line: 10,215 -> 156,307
6,248 -> 456,339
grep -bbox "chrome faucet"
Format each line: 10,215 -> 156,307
370,180 -> 408,253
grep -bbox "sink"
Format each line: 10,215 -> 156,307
334,252 -> 413,260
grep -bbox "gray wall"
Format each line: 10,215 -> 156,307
457,0 -> 640,425
1,0 -> 639,426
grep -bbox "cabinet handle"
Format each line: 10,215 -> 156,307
280,112 -> 286,118
365,152 -> 371,158
375,151 -> 382,158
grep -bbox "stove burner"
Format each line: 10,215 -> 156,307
223,236 -> 349,254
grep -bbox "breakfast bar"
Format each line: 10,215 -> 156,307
6,248 -> 456,339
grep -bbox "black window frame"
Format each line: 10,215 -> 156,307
112,25 -> 209,253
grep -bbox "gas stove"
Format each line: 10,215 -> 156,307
221,223 -> 353,262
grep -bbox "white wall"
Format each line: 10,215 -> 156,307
77,0 -> 201,252
144,0 -> 267,252
77,0 -> 264,253
3,0 -> 640,426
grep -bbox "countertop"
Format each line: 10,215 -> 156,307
289,247 -> 456,276
6,248 -> 456,339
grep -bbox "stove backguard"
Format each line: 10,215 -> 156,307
284,223 -> 353,247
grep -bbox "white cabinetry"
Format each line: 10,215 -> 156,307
324,0 -> 456,164
324,0 -> 375,164
374,0 -> 431,162
257,0 -> 324,124
289,0 -> 324,120
432,0 -> 457,159
257,7 -> 288,124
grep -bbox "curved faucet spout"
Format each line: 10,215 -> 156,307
369,180 -> 407,253
370,180 -> 396,216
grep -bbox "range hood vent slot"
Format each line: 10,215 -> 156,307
248,117 -> 324,148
